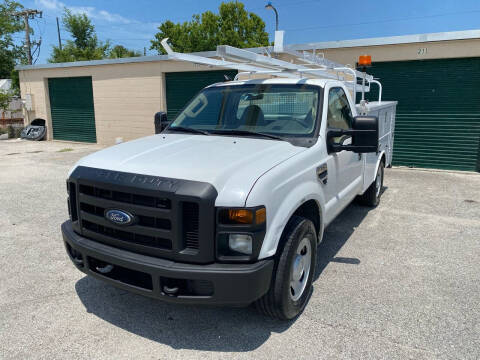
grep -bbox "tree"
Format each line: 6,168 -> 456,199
0,91 -> 11,112
49,9 -> 110,63
0,1 -> 24,85
0,0 -> 24,73
108,45 -> 141,59
150,1 -> 269,54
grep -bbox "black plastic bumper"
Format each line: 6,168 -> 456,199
62,221 -> 273,306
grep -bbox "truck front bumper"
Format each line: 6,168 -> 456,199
62,221 -> 274,306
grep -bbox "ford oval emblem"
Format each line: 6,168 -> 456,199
105,209 -> 134,226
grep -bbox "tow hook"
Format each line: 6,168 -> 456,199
163,285 -> 179,296
95,264 -> 114,274
69,247 -> 83,266
71,256 -> 83,266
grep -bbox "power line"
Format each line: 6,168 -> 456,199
250,0 -> 322,12
285,9 -> 480,32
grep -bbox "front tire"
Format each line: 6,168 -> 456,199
255,216 -> 317,320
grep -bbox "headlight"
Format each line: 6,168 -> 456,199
216,206 -> 267,262
228,234 -> 253,255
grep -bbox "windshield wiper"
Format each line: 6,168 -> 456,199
167,126 -> 210,135
209,129 -> 285,141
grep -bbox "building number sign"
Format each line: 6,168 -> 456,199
417,47 -> 428,55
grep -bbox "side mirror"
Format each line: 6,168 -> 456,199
154,112 -> 170,134
327,116 -> 378,154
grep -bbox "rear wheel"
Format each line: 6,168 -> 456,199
255,216 -> 317,320
358,161 -> 384,207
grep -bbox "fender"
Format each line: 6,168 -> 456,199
375,150 -> 386,175
254,180 -> 326,259
363,150 -> 386,193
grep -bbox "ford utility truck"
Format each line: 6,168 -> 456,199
62,42 -> 396,319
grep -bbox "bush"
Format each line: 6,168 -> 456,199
14,127 -> 24,138
7,126 -> 24,139
0,91 -> 11,112
7,125 -> 15,138
0,127 -> 6,135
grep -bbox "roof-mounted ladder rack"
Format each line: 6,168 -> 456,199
161,38 -> 381,104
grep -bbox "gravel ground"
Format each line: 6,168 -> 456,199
0,139 -> 479,360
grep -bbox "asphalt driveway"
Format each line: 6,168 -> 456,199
1,140 -> 479,359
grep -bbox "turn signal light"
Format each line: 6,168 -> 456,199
219,207 -> 266,225
255,207 -> 266,224
228,209 -> 253,224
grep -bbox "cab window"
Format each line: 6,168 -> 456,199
327,87 -> 353,130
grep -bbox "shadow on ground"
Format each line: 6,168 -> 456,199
75,200 -> 373,352
315,201 -> 373,280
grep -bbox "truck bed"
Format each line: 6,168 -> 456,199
356,101 -> 397,168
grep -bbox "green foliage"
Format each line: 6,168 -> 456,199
0,90 -> 13,111
49,41 -> 110,63
10,69 -> 20,94
15,126 -> 23,138
7,125 -> 15,138
63,8 -> 95,49
6,125 -> 23,138
150,1 -> 269,54
49,9 -> 141,63
49,9 -> 110,63
0,1 -> 25,79
108,45 -> 141,59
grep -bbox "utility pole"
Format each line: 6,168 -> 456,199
56,17 -> 62,50
13,9 -> 43,65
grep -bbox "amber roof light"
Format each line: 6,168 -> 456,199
359,55 -> 372,67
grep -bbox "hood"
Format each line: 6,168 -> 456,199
72,133 -> 306,206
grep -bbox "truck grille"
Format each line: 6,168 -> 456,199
183,202 -> 199,250
67,167 -> 217,264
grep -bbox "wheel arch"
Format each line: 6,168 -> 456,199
291,200 -> 322,242
258,183 -> 325,260
375,150 -> 387,175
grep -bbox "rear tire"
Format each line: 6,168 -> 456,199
255,216 -> 317,320
358,160 -> 384,207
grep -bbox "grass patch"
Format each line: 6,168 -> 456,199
58,148 -> 74,152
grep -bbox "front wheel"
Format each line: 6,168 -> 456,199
358,161 -> 384,207
255,216 -> 317,320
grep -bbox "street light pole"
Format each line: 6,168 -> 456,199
265,2 -> 279,31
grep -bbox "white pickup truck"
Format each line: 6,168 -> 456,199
62,48 -> 396,320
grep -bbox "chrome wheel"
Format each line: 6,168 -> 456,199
375,166 -> 383,197
289,237 -> 312,301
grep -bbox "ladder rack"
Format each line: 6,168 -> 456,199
161,38 -> 381,104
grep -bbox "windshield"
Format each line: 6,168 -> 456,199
168,84 -> 321,138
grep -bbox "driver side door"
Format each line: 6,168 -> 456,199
326,87 -> 364,209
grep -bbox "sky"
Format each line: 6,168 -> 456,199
16,0 -> 480,64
